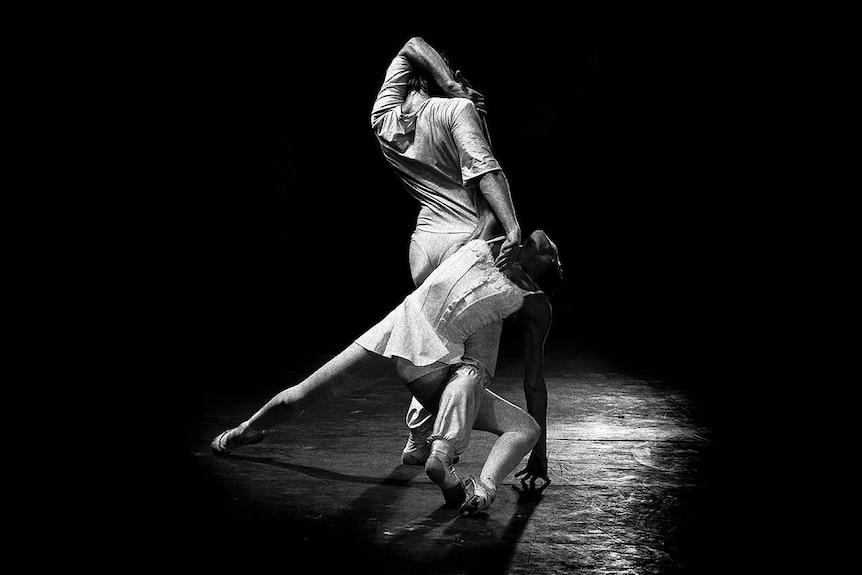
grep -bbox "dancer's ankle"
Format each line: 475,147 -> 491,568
429,438 -> 455,459
237,421 -> 261,439
480,476 -> 498,495
425,441 -> 460,490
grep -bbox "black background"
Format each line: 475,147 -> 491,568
156,20 -> 758,409
124,11 -> 789,489
114,12 -> 793,570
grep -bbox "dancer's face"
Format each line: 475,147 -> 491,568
521,230 -> 559,276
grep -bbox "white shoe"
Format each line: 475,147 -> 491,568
211,427 -> 266,456
459,475 -> 497,516
401,433 -> 431,465
424,449 -> 466,507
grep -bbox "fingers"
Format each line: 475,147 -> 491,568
469,89 -> 486,116
454,69 -> 486,113
512,473 -> 552,498
495,250 -> 516,271
495,244 -> 515,270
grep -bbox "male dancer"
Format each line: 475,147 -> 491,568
371,37 -> 549,498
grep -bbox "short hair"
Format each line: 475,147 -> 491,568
406,51 -> 452,97
406,71 -> 431,94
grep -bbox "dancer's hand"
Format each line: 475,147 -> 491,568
514,465 -> 551,488
514,451 -> 550,495
452,70 -> 486,117
513,466 -> 551,500
495,231 -> 521,271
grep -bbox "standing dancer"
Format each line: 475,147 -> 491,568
370,36 -> 523,479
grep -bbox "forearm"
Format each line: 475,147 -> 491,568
524,380 -> 548,454
478,171 -> 520,241
399,36 -> 461,96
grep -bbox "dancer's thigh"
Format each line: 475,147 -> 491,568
404,364 -> 453,412
472,389 -> 533,436
296,343 -> 398,400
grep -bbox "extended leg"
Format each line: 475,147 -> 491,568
212,343 -> 396,454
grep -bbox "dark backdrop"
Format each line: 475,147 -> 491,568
126,18 -> 777,565
152,20 -> 757,430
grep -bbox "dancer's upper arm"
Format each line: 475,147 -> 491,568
370,55 -> 412,129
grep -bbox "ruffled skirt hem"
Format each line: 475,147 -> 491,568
354,298 -> 464,367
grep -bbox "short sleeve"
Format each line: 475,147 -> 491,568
451,100 -> 501,185
371,56 -> 412,130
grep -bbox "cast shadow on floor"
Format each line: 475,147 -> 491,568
183,455 -> 545,575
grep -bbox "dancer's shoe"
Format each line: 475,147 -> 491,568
459,475 -> 497,516
425,449 -> 466,507
211,427 -> 266,456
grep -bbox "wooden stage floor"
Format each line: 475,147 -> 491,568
171,339 -> 730,574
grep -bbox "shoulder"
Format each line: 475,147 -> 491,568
427,97 -> 478,120
450,97 -> 480,118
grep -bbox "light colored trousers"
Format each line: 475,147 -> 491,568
407,229 -> 503,455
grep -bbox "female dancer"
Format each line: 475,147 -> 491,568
211,215 -> 561,516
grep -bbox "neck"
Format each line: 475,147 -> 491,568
403,90 -> 429,114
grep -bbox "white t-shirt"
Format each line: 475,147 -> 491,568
371,56 -> 501,233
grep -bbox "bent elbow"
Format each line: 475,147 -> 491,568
478,169 -> 506,188
399,36 -> 425,57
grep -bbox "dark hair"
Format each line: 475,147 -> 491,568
407,51 -> 452,97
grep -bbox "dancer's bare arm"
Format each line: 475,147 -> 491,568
515,294 -> 552,488
399,37 -> 485,113
469,191 -> 504,241
478,172 -> 521,270
401,37 -> 516,263
467,184 -> 521,270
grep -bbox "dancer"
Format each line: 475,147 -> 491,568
370,36 -> 523,469
211,211 -> 562,516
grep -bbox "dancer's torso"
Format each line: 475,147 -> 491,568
408,238 -> 539,344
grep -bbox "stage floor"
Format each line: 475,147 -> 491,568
172,339 -> 726,574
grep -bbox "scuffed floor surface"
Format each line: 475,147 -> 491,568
171,343 -> 727,575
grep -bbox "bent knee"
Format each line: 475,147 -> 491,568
520,414 -> 541,446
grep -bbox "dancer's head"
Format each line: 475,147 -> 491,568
407,53 -> 454,97
519,230 -> 563,297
